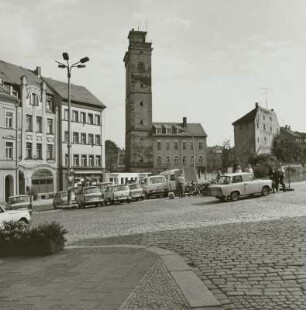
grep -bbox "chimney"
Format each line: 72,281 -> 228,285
255,102 -> 259,108
182,117 -> 187,127
34,66 -> 41,77
288,125 -> 291,130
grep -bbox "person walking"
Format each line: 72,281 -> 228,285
277,165 -> 286,192
245,164 -> 254,176
235,165 -> 242,173
269,166 -> 276,193
177,174 -> 185,198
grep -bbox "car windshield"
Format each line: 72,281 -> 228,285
84,187 -> 100,194
129,184 -> 140,190
9,196 -> 28,204
114,185 -> 128,191
217,176 -> 231,184
149,177 -> 165,184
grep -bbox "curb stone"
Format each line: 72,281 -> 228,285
67,244 -> 221,309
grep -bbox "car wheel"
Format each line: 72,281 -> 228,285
230,191 -> 240,201
262,186 -> 270,196
19,218 -> 29,224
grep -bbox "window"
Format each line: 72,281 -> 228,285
64,154 -> 68,166
140,120 -> 143,125
191,156 -> 194,163
137,62 -> 145,72
5,112 -> 13,128
47,119 -> 53,134
95,115 -> 100,125
156,128 -> 162,134
26,115 -> 32,132
182,141 -> 186,150
73,132 -> 79,144
5,142 -> 13,159
29,93 -> 39,106
95,135 -> 101,145
191,142 -> 193,150
232,175 -> 242,183
264,136 -> 267,144
72,111 -> 78,122
64,109 -> 68,120
263,124 -> 266,130
26,142 -> 32,159
166,156 -> 170,163
89,155 -> 94,166
257,123 -> 259,129
81,133 -> 86,144
199,142 -> 203,150
80,112 -> 86,123
88,134 -> 94,145
174,141 -> 178,150
81,155 -> 87,166
36,143 -> 42,159
47,144 -> 53,159
182,156 -> 187,164
64,131 -> 68,143
166,141 -> 170,150
157,141 -> 161,150
157,156 -> 162,164
140,101 -> 143,106
174,156 -> 179,165
95,155 -> 101,167
88,113 -> 93,124
257,137 -> 259,143
73,154 -> 79,166
198,156 -> 203,163
36,116 -> 42,133
46,97 -> 53,111
166,128 -> 171,134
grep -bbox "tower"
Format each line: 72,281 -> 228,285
123,29 -> 153,172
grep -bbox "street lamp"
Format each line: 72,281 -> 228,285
56,53 -> 89,204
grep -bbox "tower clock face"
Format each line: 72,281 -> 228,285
137,62 -> 145,72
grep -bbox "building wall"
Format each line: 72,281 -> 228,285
0,99 -> 18,202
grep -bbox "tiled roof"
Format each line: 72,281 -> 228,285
43,77 -> 106,108
232,108 -> 257,125
281,127 -> 306,138
0,84 -> 19,103
153,122 -> 207,137
0,60 -> 53,94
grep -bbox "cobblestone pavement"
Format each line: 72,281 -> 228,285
32,182 -> 306,310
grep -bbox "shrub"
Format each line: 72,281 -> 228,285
0,221 -> 68,245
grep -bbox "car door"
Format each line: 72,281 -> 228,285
231,175 -> 244,194
242,173 -> 258,194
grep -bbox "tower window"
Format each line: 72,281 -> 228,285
140,120 -> 143,125
140,101 -> 143,106
137,62 -> 145,72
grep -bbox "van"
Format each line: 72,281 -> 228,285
141,175 -> 169,199
159,169 -> 182,193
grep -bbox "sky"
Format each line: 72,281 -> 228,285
0,0 -> 305,149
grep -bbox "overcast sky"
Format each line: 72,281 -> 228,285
0,0 -> 305,148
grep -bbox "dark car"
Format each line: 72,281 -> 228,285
53,191 -> 77,209
76,186 -> 105,208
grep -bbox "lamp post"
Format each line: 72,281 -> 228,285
56,53 -> 89,204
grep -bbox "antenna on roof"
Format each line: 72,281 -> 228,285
259,87 -> 271,108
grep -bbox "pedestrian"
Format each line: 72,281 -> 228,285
177,174 -> 185,198
245,164 -> 254,176
276,165 -> 286,192
273,167 -> 280,192
268,166 -> 276,193
235,165 -> 242,173
26,186 -> 33,209
216,170 -> 222,182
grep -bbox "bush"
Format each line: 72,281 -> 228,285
0,221 -> 68,246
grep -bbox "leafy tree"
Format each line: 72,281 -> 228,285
105,140 -> 119,171
248,154 -> 279,178
272,135 -> 302,163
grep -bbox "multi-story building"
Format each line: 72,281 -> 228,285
0,83 -> 19,202
280,125 -> 306,161
0,61 -> 57,198
206,145 -> 223,172
152,117 -> 207,178
123,29 -> 208,176
0,59 -> 106,198
43,78 -> 106,189
232,102 -> 280,165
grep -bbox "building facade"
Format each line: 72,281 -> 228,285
0,84 -> 19,202
232,102 -> 280,165
124,29 -> 208,175
43,78 -> 106,189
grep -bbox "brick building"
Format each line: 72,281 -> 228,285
232,102 -> 280,165
123,29 -> 207,175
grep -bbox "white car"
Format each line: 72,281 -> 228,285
141,175 -> 169,199
104,185 -> 131,204
209,172 -> 272,201
128,183 -> 145,201
0,204 -> 32,226
7,195 -> 31,210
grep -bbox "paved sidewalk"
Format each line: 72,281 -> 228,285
0,245 -> 220,310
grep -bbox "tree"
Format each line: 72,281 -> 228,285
105,140 -> 119,171
272,135 -> 302,164
248,154 -> 279,178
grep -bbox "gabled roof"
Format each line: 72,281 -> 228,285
0,84 -> 19,103
232,108 -> 257,125
43,77 -> 106,109
280,126 -> 306,138
153,122 -> 207,137
0,60 -> 53,94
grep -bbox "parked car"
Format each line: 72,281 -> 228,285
209,172 -> 272,201
128,183 -> 145,201
97,182 -> 113,198
53,191 -> 77,209
76,186 -> 105,208
6,195 -> 31,210
141,175 -> 169,199
104,185 -> 131,204
0,203 -> 32,226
